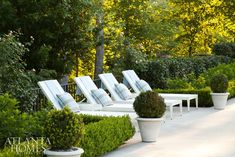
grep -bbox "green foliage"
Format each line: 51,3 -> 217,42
0,0 -> 94,77
110,47 -> 149,79
0,114 -> 135,157
0,139 -> 46,157
168,0 -> 234,56
27,109 -> 49,137
190,75 -> 207,89
133,91 -> 166,118
167,61 -> 235,90
145,55 -> 231,89
228,80 -> 235,98
44,107 -> 84,150
80,114 -> 106,125
210,74 -> 228,93
167,78 -> 194,89
155,88 -> 213,107
0,94 -> 29,148
167,74 -> 206,89
202,61 -> 235,84
0,32 -> 39,112
213,42 -> 235,58
79,115 -> 135,157
0,94 -> 49,149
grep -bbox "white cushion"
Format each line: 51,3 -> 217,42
114,83 -> 133,100
57,92 -> 80,112
91,88 -> 113,106
136,80 -> 152,92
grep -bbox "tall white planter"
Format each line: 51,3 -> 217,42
136,117 -> 163,142
44,147 -> 84,157
210,93 -> 229,110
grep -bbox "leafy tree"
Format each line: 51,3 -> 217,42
168,0 -> 234,56
0,0 -> 94,78
0,32 -> 37,112
103,0 -> 177,63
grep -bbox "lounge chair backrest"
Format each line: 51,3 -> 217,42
129,70 -> 140,81
99,73 -> 123,101
38,80 -> 65,110
122,70 -> 141,93
74,76 -> 99,104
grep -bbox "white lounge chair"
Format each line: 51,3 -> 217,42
122,70 -> 198,111
73,76 -> 135,112
99,73 -> 183,119
37,80 -> 137,117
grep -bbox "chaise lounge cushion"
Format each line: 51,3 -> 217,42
136,80 -> 152,92
91,88 -> 113,106
57,92 -> 80,112
114,83 -> 133,100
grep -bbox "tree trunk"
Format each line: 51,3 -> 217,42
75,52 -> 79,77
94,15 -> 104,79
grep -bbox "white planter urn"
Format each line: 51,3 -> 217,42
44,147 -> 84,157
136,117 -> 163,142
210,93 -> 229,110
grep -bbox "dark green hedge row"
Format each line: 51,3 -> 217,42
79,115 -> 135,157
213,42 -> 235,59
0,140 -> 45,157
228,80 -> 235,98
137,55 -> 232,89
155,86 -> 235,107
155,88 -> 213,107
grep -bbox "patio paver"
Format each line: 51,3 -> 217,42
103,98 -> 235,157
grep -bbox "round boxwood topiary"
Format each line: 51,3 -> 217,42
44,106 -> 84,150
210,74 -> 228,93
133,91 -> 166,118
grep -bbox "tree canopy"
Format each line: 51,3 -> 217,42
0,0 -> 234,79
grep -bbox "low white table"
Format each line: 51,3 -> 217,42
160,94 -> 198,111
165,100 -> 182,119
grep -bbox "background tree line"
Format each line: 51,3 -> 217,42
0,0 -> 234,80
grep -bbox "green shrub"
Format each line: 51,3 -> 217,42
81,114 -> 106,125
228,80 -> 235,98
79,115 -> 135,157
167,78 -> 194,89
155,88 -> 213,107
144,56 -> 231,88
213,42 -> 235,58
0,94 -> 29,148
0,33 -> 39,112
27,109 -> 49,137
202,61 -> 235,85
166,61 -> 235,90
0,94 -> 51,149
133,91 -> 166,118
110,47 -> 149,80
44,107 -> 84,150
0,139 -> 46,157
210,74 -> 228,93
0,114 -> 135,157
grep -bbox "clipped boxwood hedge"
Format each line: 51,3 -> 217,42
228,80 -> 235,98
0,115 -> 135,157
79,115 -> 135,157
0,139 -> 46,157
155,88 -> 213,107
155,86 -> 235,107
138,55 -> 232,89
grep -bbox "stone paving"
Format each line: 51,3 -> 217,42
103,98 -> 235,157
